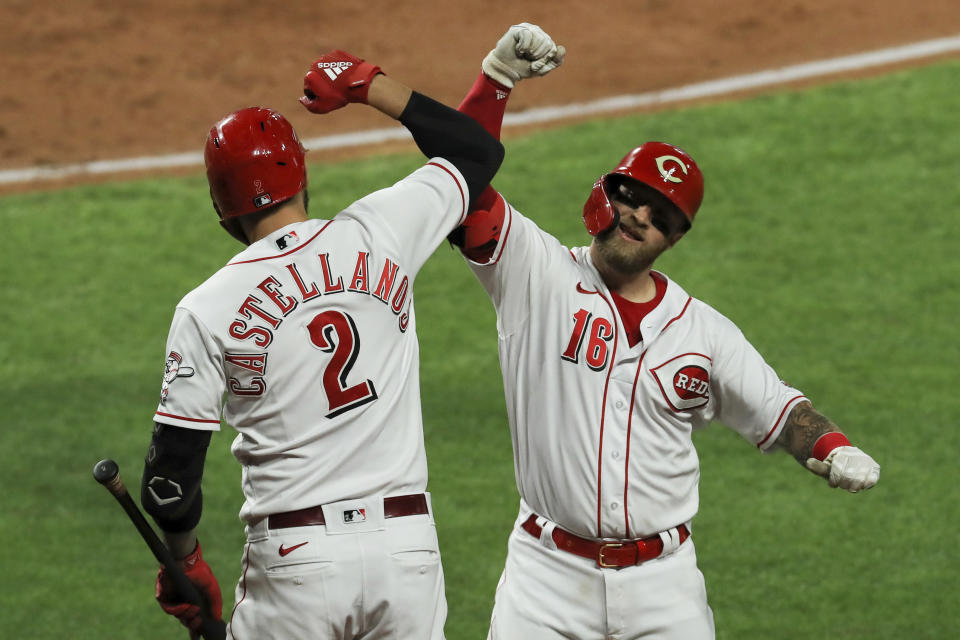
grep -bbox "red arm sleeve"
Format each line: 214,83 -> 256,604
458,72 -> 512,139
451,72 -> 511,252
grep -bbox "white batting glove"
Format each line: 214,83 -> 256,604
532,45 -> 566,76
805,446 -> 880,492
482,23 -> 565,88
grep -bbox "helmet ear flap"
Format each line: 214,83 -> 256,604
582,175 -> 620,236
209,188 -> 224,220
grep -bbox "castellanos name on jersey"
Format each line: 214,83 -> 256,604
153,159 -> 469,522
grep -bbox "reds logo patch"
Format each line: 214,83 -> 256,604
650,353 -> 712,411
160,351 -> 195,404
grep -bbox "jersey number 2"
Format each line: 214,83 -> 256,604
307,310 -> 378,418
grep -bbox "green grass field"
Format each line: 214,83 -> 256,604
2,60 -> 958,639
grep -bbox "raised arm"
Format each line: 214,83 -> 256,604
449,23 -> 566,260
775,401 -> 880,492
459,22 -> 565,131
300,50 -> 504,205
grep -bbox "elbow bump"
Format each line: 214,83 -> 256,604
492,140 -> 505,168
479,140 -> 505,186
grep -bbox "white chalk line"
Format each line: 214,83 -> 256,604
2,34 -> 959,186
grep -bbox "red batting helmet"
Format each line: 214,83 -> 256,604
582,141 -> 704,236
204,107 -> 307,222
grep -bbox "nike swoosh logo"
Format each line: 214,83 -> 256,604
278,541 -> 309,557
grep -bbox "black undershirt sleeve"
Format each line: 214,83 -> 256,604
141,422 -> 212,533
399,91 -> 505,206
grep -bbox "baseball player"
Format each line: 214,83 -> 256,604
139,50 -> 504,639
451,24 -> 881,639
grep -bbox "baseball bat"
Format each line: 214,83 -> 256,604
93,458 -> 227,640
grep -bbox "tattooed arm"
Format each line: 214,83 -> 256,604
775,401 -> 840,463
775,401 -> 880,492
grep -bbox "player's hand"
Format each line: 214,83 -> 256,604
155,541 -> 223,637
300,50 -> 383,114
805,446 -> 880,492
482,23 -> 566,88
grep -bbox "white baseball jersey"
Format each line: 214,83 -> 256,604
154,158 -> 468,524
468,202 -> 807,540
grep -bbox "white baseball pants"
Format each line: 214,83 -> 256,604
487,510 -> 715,640
228,495 -> 446,639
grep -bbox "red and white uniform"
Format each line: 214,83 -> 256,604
468,204 -> 806,639
154,158 -> 468,639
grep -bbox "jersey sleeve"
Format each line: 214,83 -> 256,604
153,307 -> 224,431
338,157 -> 469,275
709,312 -> 807,450
466,203 -> 571,336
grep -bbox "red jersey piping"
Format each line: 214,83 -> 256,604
155,411 -> 220,425
426,161 -> 467,225
757,394 -> 808,448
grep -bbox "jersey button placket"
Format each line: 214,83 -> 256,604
601,382 -> 631,538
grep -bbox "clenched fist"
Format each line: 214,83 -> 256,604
806,446 -> 880,492
301,50 -> 383,114
482,23 -> 566,88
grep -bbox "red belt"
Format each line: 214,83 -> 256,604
521,514 -> 689,569
268,493 -> 428,529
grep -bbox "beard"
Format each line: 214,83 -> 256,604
592,225 -> 670,274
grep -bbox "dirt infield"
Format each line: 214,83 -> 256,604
2,0 -> 959,191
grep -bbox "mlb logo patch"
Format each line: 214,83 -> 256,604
276,230 -> 300,250
253,193 -> 273,208
342,508 -> 367,524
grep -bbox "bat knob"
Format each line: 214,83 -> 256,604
93,459 -> 120,485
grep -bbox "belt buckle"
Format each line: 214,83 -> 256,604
597,542 -> 625,568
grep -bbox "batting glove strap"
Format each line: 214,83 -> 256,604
301,50 -> 383,114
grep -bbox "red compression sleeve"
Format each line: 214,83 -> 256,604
458,72 -> 512,138
457,72 -> 511,214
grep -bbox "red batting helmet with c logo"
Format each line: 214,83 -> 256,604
204,107 -> 307,225
582,141 -> 704,236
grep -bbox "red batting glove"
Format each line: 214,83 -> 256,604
300,50 -> 383,114
155,541 -> 223,635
